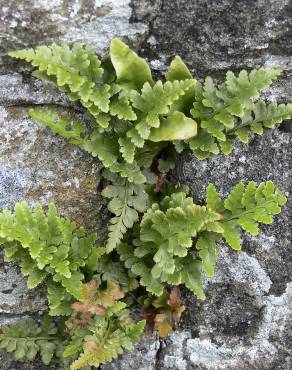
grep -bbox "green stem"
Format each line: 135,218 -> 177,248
1,336 -> 58,341
102,318 -> 113,344
116,181 -> 129,228
222,200 -> 274,222
225,120 -> 251,135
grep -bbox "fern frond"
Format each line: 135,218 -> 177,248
148,111 -> 197,142
102,171 -> 148,252
110,38 -> 153,92
128,79 -> 196,150
207,181 -> 287,250
229,100 -> 292,143
9,43 -> 113,126
69,325 -> 140,370
0,202 -> 105,315
29,108 -> 85,145
0,317 -> 64,365
188,68 -> 289,158
65,281 -> 145,370
118,192 -> 222,297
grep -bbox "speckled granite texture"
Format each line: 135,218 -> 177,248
0,0 -> 291,369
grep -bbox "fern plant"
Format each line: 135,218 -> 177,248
117,181 -> 286,298
9,39 -> 292,247
0,202 -> 105,315
64,280 -> 145,370
1,38 -> 290,369
0,281 -> 145,370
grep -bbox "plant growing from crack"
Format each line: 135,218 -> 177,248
0,39 -> 290,369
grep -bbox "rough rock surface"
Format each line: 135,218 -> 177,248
0,0 -> 291,369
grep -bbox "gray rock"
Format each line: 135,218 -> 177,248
0,0 -> 147,70
0,0 -> 292,369
133,0 -> 292,76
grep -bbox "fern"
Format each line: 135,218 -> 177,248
11,40 -> 291,183
102,170 -> 148,252
9,40 -> 198,184
207,180 -> 287,250
0,202 -> 105,315
118,181 -> 286,298
68,318 -> 145,370
4,38 -> 291,367
0,316 -> 65,365
187,68 -> 292,158
117,192 -> 223,297
64,280 -> 145,370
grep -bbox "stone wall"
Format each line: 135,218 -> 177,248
0,1 -> 291,369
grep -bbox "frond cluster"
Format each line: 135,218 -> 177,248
64,280 -> 145,370
10,40 -> 292,177
11,40 -> 291,249
10,40 -> 198,185
0,202 -> 105,315
118,181 -> 286,298
3,38 -> 290,369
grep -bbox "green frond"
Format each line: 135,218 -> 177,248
187,68 -> 289,159
102,171 -> 148,252
231,100 -> 292,143
117,192 -> 222,297
29,108 -> 85,145
0,317 -> 64,365
110,38 -> 153,91
0,202 -> 105,315
148,111 -> 197,142
210,181 -> 287,249
167,56 -> 193,81
130,79 -> 196,129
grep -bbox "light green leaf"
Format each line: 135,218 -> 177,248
110,38 -> 153,91
167,56 -> 192,81
149,111 -> 197,142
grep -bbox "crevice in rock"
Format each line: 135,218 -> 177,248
154,337 -> 163,370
